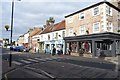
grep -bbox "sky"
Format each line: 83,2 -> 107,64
1,0 -> 110,41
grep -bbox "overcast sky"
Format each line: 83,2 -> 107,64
1,0 -> 106,41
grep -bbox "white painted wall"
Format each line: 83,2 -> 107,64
24,32 -> 29,43
39,29 -> 65,54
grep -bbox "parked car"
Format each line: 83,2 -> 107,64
23,47 -> 30,52
10,46 -> 15,51
14,46 -> 25,52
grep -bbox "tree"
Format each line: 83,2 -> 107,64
46,20 -> 50,26
48,17 -> 55,24
5,25 -> 10,31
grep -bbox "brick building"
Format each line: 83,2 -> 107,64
64,1 -> 120,58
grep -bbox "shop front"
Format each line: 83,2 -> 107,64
38,41 -> 44,53
64,32 -> 120,58
44,41 -> 51,54
50,40 -> 65,55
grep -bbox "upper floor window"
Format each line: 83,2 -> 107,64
79,12 -> 85,20
93,22 -> 100,33
106,6 -> 112,16
107,22 -> 113,32
68,16 -> 73,23
93,7 -> 99,16
52,33 -> 54,39
41,35 -> 43,40
69,28 -> 73,36
55,33 -> 58,39
48,35 -> 50,40
80,25 -> 86,35
62,31 -> 65,37
118,12 -> 120,20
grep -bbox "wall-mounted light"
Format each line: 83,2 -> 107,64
73,32 -> 76,36
58,35 -> 61,37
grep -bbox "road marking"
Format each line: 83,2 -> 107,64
45,58 -> 53,60
34,58 -> 46,61
25,66 -> 55,78
12,61 -> 22,65
21,68 -> 48,78
20,60 -> 31,63
27,59 -> 39,62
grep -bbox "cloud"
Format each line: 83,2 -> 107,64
1,0 -> 102,2
2,1 -> 99,40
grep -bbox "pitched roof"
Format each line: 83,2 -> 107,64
65,1 -> 120,18
29,28 -> 41,37
41,20 -> 65,34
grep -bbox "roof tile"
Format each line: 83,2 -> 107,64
41,20 -> 65,34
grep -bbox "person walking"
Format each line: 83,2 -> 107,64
52,47 -> 56,56
67,47 -> 71,55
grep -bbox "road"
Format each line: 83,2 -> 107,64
2,48 -> 119,80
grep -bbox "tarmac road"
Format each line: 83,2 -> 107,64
2,50 -> 119,79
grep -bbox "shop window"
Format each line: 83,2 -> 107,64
71,42 -> 77,53
97,43 -> 100,48
46,44 -> 50,48
101,43 -> 111,50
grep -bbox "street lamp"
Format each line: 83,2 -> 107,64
5,0 -> 21,67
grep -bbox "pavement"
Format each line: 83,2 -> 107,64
2,60 -> 17,74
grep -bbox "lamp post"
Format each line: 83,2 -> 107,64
9,0 -> 21,67
8,0 -> 14,67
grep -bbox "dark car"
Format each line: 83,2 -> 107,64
10,46 -> 15,51
23,47 -> 30,52
14,46 -> 25,52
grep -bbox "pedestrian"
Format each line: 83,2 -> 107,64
52,47 -> 56,56
67,47 -> 70,55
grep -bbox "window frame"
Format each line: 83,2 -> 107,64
80,25 -> 86,35
93,6 -> 100,16
55,33 -> 58,39
107,22 -> 113,32
106,6 -> 112,16
62,31 -> 65,37
79,12 -> 85,20
93,22 -> 100,33
69,28 -> 73,36
67,16 -> 73,23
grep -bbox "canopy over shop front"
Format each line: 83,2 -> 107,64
64,32 -> 120,57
